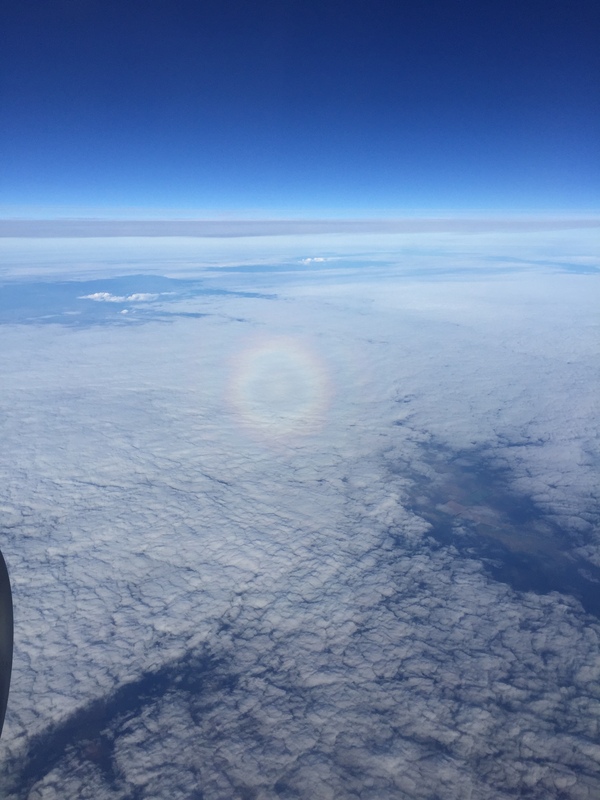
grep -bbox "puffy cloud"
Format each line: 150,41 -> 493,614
78,292 -> 160,303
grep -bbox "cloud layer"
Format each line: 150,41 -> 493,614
1,217 -> 599,238
0,237 -> 598,798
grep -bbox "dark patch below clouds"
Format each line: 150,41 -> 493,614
398,444 -> 600,618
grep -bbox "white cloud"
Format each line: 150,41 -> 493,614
78,292 -> 160,303
0,234 -> 598,798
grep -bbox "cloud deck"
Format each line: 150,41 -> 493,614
0,231 -> 598,798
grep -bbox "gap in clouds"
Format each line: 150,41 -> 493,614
0,275 -> 275,327
393,440 -> 600,618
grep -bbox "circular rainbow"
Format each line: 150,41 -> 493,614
228,336 -> 331,441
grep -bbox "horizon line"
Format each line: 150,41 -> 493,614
1,216 -> 599,238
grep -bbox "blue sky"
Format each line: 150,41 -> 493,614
1,0 -> 598,217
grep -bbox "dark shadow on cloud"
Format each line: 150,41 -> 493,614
2,648 -> 233,798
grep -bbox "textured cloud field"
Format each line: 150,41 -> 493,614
0,229 -> 598,798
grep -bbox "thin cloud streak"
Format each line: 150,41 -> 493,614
1,217 -> 599,238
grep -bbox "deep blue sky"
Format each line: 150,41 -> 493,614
1,0 -> 598,216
